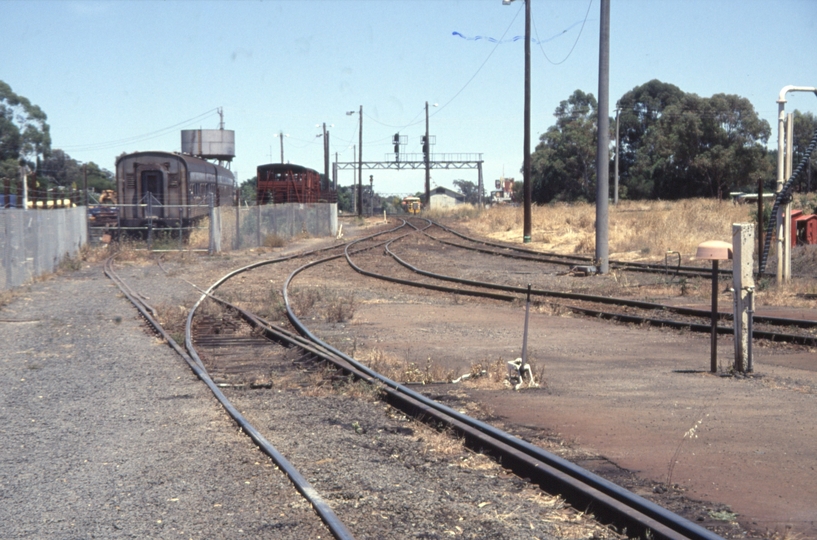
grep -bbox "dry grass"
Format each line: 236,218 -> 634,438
263,233 -> 287,248
154,301 -> 191,344
0,288 -> 17,309
356,348 -> 451,383
462,199 -> 754,260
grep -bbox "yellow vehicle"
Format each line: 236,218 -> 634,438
402,196 -> 422,215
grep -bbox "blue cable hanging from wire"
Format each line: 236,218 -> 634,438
452,19 -> 586,45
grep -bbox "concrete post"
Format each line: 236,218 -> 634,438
732,223 -> 755,372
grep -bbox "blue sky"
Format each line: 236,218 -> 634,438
2,0 -> 815,196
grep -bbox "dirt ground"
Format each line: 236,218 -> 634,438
292,220 -> 817,539
60,218 -> 814,538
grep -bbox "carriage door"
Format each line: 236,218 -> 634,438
141,170 -> 164,217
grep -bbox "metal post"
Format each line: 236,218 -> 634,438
352,145 -> 357,215
710,260 -> 719,373
333,152 -> 338,191
179,207 -> 183,252
614,104 -> 620,205
22,167 -> 29,210
323,123 -> 329,183
83,164 -> 89,243
478,161 -> 484,209
522,284 -> 531,365
747,287 -> 755,373
147,196 -> 153,251
208,193 -> 214,255
757,177 -> 763,282
776,97 -> 786,283
358,105 -> 363,217
425,101 -> 431,207
594,0 -> 610,273
522,0 -> 532,243
235,190 -> 240,250
279,131 -> 285,162
256,200 -> 261,247
784,113 -> 794,282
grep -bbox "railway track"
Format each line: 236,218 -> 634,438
375,218 -> 817,347
104,218 -> 814,539
103,255 -> 355,540
106,216 -> 814,538
182,221 -> 725,538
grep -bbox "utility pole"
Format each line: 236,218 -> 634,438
522,0 -> 532,243
358,106 -> 363,217
352,144 -> 357,215
323,122 -> 331,186
502,0 -> 531,241
425,101 -> 431,207
594,0 -> 610,274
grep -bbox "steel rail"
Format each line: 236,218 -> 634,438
382,237 -> 817,345
428,219 -> 742,277
189,285 -> 692,539
103,256 -> 356,540
280,240 -> 723,540
182,220 -> 408,369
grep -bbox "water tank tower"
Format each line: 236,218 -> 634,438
181,129 -> 235,162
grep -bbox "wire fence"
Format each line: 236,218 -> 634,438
216,203 -> 339,251
1,207 -> 87,291
92,202 -> 338,253
1,203 -> 338,291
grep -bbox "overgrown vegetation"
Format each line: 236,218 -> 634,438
288,286 -> 357,323
462,198 -> 751,258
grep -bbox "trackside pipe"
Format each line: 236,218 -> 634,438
775,86 -> 817,282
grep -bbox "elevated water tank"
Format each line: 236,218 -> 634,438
181,129 -> 235,161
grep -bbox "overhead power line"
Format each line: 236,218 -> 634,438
59,108 -> 221,152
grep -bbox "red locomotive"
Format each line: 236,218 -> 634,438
256,163 -> 336,204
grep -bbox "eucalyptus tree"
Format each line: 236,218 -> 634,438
530,89 -> 599,203
0,80 -> 51,172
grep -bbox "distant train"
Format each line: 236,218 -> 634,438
116,151 -> 235,228
402,196 -> 422,214
256,163 -> 336,205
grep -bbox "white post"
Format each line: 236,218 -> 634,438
784,113 -> 794,282
776,102 -> 786,283
21,167 -> 29,210
732,223 -> 755,372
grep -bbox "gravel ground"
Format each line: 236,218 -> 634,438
0,264 -> 330,539
0,239 -> 617,540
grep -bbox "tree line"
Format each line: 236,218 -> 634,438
1,80 -> 114,201
531,79 -> 817,204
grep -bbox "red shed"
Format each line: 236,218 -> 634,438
790,210 -> 817,246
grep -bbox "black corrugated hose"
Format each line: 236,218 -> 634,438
759,127 -> 817,275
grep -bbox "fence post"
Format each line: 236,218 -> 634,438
235,197 -> 240,250
147,196 -> 153,251
256,202 -> 261,247
208,192 -> 216,255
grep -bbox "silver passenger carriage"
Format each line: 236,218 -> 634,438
115,151 -> 235,228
